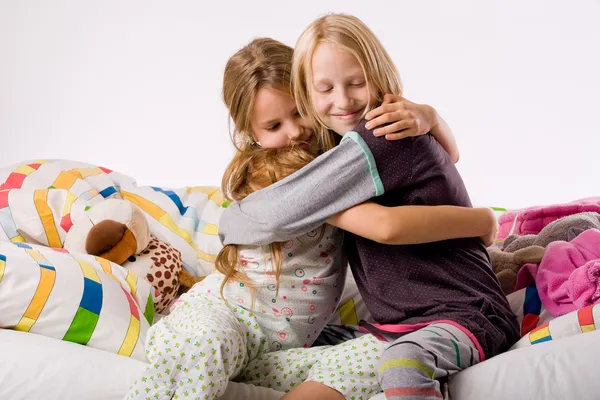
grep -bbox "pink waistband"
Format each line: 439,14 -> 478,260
367,319 -> 486,361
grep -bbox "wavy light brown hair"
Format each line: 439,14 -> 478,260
215,147 -> 314,300
218,38 -> 299,300
292,13 -> 403,148
222,37 -> 293,151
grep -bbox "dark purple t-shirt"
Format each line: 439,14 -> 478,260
347,120 -> 519,358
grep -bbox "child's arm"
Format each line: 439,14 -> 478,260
219,122 -> 458,247
219,139 -> 387,246
327,202 -> 496,246
429,110 -> 459,163
365,95 -> 459,163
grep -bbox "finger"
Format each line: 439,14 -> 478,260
383,132 -> 409,141
368,111 -> 404,132
365,107 -> 382,122
373,120 -> 412,137
365,104 -> 395,129
369,108 -> 415,129
386,127 -> 419,141
365,103 -> 397,123
382,93 -> 402,105
370,101 -> 406,121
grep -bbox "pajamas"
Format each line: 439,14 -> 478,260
125,223 -> 354,399
378,323 -> 480,400
201,223 -> 347,352
239,333 -> 384,399
125,293 -> 266,400
125,292 -> 384,400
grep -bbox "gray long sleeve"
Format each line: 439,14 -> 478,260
218,133 -> 382,246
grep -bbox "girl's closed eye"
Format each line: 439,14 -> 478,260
315,84 -> 333,93
266,123 -> 281,131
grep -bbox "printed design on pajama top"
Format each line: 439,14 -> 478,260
190,224 -> 346,351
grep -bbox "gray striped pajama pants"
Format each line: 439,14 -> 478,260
378,323 -> 481,400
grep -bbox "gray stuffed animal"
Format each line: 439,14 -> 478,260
503,212 -> 600,252
489,212 -> 600,294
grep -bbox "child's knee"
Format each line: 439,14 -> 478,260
166,298 -> 243,336
378,342 -> 434,388
381,340 -> 431,365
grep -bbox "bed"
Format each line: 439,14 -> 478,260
1,159 -> 598,400
2,289 -> 599,400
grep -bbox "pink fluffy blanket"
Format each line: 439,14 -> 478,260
497,197 -> 600,240
515,229 -> 600,317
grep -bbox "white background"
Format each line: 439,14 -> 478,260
1,0 -> 598,209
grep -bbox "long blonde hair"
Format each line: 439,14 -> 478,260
292,13 -> 403,149
215,147 -> 314,300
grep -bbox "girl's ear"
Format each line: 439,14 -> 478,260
246,133 -> 260,147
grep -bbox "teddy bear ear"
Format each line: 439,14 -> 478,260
128,203 -> 151,254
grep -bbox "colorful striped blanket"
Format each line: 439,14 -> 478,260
0,159 -> 226,278
0,159 -> 227,359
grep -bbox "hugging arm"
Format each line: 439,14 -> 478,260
220,121 -> 479,247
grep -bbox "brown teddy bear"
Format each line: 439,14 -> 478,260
64,199 -> 200,314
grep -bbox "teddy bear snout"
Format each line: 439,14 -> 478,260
86,220 -> 128,256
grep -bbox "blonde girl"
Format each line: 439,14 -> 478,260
219,15 -> 519,400
126,37 -> 499,400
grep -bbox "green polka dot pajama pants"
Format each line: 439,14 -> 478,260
124,293 -> 383,400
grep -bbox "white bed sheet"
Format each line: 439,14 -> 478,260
2,327 -> 598,400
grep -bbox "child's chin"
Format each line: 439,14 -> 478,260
335,124 -> 356,135
336,119 -> 363,134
